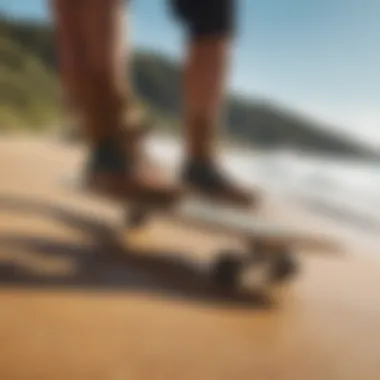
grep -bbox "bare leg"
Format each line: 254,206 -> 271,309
50,0 -> 91,137
81,0 -> 140,141
51,0 -> 180,204
173,0 -> 256,206
184,36 -> 230,162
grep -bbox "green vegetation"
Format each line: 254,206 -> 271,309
0,16 -> 59,132
0,14 -> 377,157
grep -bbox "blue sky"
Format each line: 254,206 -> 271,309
1,0 -> 379,146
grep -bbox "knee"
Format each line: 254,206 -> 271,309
171,0 -> 236,39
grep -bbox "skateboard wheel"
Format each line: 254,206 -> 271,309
212,251 -> 244,290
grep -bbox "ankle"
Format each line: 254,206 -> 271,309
185,118 -> 217,165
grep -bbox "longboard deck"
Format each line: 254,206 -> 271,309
62,173 -> 341,255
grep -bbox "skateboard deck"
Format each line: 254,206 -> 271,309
62,172 -> 341,294
63,173 -> 338,251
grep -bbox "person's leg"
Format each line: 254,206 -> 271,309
51,0 -> 180,204
172,0 -> 256,206
177,0 -> 233,162
51,0 -> 141,142
81,0 -> 144,141
50,0 -> 90,136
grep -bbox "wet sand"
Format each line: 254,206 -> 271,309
0,137 -> 379,380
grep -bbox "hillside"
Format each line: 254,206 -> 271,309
0,14 -> 376,158
0,18 -> 59,131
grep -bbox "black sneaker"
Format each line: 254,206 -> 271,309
182,160 -> 257,207
83,136 -> 181,205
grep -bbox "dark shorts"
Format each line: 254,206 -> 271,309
170,0 -> 236,38
127,0 -> 236,38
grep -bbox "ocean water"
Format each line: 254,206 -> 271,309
147,137 -> 380,234
247,151 -> 380,233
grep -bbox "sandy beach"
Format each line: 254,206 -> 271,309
0,137 -> 379,380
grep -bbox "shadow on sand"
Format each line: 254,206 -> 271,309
0,194 -> 273,309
